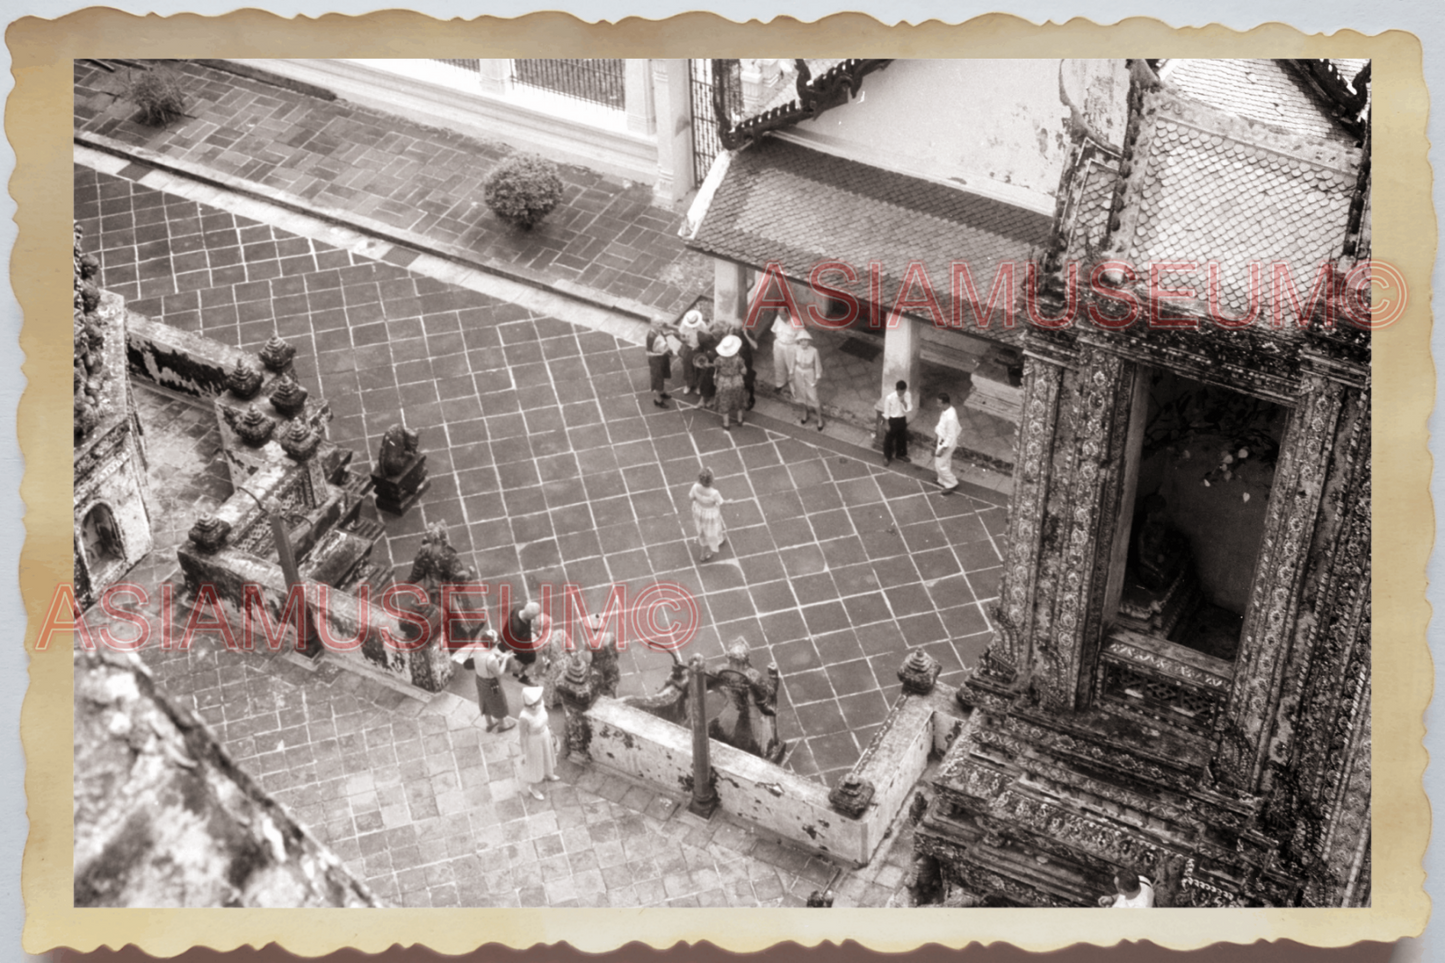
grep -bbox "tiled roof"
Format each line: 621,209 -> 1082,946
1164,59 -> 1352,142
1123,95 -> 1360,319
1332,59 -> 1370,85
688,138 -> 1051,335
1064,152 -> 1119,267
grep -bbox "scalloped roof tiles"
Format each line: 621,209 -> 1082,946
1064,155 -> 1119,266
1164,59 -> 1352,142
1129,119 -> 1356,317
688,138 -> 1051,332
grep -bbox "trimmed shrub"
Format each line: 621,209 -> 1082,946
483,153 -> 564,230
127,66 -> 187,127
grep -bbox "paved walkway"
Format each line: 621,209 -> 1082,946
74,59 -> 713,323
77,159 -> 1007,786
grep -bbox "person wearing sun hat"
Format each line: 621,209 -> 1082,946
713,334 -> 748,430
517,685 -> 559,800
790,328 -> 825,431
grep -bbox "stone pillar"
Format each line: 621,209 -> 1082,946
1212,364 -> 1359,793
478,59 -> 509,96
713,258 -> 749,327
1035,347 -> 1132,711
961,340 -> 1072,702
881,316 -> 922,408
687,655 -> 718,818
651,59 -> 694,208
624,59 -> 656,137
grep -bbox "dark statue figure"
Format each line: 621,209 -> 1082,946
371,423 -> 429,515
705,639 -> 785,763
1133,492 -> 1190,592
378,424 -> 421,477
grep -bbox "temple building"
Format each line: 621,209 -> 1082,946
911,59 -> 1373,907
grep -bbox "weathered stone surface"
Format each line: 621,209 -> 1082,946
74,648 -> 378,907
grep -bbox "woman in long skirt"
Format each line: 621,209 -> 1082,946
690,468 -> 727,562
790,328 -> 825,430
714,335 -> 748,429
517,685 -> 559,801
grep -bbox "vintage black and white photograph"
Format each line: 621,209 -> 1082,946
70,54 -> 1375,912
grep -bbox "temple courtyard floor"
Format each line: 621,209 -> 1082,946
75,134 -> 1008,907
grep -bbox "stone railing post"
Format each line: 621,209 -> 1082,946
687,654 -> 718,818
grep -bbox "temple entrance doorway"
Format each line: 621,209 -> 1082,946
1109,368 -> 1288,664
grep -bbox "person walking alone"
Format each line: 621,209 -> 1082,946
881,380 -> 912,465
517,686 -> 559,801
689,468 -> 727,562
934,392 -> 961,495
791,329 -> 825,430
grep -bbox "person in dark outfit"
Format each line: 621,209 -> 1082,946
695,326 -> 719,409
501,600 -> 544,684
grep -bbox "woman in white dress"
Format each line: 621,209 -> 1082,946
689,468 -> 727,562
517,685 -> 559,801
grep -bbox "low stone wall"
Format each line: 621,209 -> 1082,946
176,462 -> 452,693
586,699 -> 867,862
178,535 -> 454,693
126,311 -> 262,398
583,681 -> 963,867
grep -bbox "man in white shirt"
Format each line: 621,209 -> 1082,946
933,392 -> 961,494
770,311 -> 800,395
880,380 -> 912,466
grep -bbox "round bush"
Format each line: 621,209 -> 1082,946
483,153 -> 564,230
127,66 -> 187,127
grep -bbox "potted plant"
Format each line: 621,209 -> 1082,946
483,153 -> 565,230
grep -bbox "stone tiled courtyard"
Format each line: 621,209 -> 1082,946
77,162 -> 1007,786
73,62 -> 1011,908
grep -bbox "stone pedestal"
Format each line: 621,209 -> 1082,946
371,452 -> 430,516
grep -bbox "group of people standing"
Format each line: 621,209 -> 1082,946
646,304 -> 824,432
647,309 -> 758,430
456,601 -> 569,802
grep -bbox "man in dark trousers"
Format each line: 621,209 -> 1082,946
880,380 -> 912,466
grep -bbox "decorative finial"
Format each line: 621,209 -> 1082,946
187,513 -> 232,554
226,358 -> 263,400
278,418 -> 321,461
898,648 -> 942,696
268,373 -> 308,419
258,334 -> 296,373
234,403 -> 276,447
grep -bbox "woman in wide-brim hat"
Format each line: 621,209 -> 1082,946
517,685 -> 560,800
790,328 -> 825,430
713,334 -> 748,430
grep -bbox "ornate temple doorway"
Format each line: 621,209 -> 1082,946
1097,367 -> 1289,728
